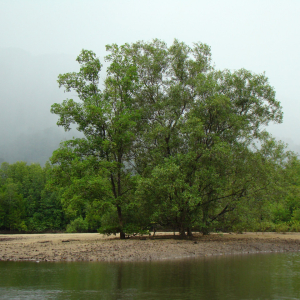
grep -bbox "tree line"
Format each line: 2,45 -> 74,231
1,40 -> 300,238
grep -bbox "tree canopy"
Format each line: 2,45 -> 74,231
49,39 -> 296,238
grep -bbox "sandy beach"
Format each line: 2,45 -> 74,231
0,232 -> 300,262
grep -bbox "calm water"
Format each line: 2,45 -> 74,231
1,252 -> 300,300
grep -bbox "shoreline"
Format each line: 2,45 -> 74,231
1,232 -> 300,262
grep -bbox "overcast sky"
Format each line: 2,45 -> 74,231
1,0 -> 300,158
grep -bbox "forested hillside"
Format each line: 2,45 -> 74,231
1,40 -> 300,237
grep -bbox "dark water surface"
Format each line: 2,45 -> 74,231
1,252 -> 300,299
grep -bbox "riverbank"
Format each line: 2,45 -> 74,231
0,232 -> 300,262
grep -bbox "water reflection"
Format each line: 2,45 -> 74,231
1,252 -> 300,299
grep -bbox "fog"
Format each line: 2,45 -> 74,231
0,49 -> 80,164
1,0 -> 300,164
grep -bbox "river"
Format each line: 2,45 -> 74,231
1,252 -> 300,299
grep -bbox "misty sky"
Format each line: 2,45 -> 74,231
1,0 -> 300,163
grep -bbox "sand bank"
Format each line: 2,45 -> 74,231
0,232 -> 300,262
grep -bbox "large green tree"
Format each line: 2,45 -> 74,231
50,39 -> 287,238
50,49 -> 142,238
121,40 -> 283,236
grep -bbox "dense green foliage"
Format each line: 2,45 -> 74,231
0,162 -> 65,232
2,39 -> 300,237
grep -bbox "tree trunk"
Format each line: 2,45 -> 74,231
201,227 -> 209,235
179,224 -> 186,237
202,205 -> 209,235
120,231 -> 126,239
117,205 -> 125,239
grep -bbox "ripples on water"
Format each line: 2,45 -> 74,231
1,252 -> 300,299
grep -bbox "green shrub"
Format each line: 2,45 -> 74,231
274,223 -> 289,232
289,221 -> 300,232
66,216 -> 88,233
292,209 -> 300,222
252,221 -> 275,232
232,223 -> 249,233
271,203 -> 291,223
97,210 -> 120,235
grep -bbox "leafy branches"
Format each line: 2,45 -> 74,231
49,39 -> 292,238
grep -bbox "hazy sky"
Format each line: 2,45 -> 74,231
1,0 -> 300,155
